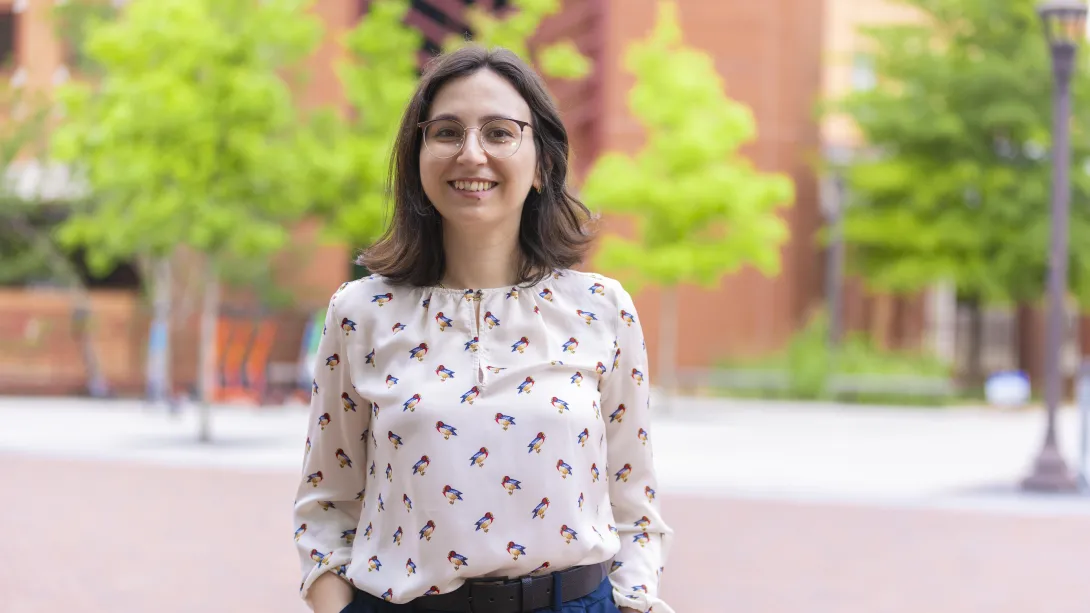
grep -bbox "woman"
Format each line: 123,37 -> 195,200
293,45 -> 672,613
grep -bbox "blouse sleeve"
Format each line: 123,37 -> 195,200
600,282 -> 674,613
292,288 -> 371,601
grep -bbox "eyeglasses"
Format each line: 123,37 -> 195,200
418,117 -> 532,159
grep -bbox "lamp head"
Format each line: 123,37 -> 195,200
1038,0 -> 1088,49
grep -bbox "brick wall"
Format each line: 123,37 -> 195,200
0,288 -> 145,394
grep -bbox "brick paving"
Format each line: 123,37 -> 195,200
3,453 -> 1089,613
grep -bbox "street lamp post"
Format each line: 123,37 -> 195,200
821,145 -> 853,350
825,172 -> 846,349
1022,0 -> 1088,493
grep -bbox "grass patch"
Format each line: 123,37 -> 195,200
714,311 -> 957,406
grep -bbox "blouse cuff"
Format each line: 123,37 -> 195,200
299,547 -> 353,603
610,587 -> 674,613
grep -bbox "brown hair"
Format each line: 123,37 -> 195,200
357,45 -> 596,287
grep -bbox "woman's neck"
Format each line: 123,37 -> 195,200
440,226 -> 521,290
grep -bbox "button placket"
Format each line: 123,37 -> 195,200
474,292 -> 488,388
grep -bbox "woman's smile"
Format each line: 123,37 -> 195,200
448,179 -> 499,198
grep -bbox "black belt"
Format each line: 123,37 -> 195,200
408,562 -> 608,613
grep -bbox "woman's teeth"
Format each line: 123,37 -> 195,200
451,180 -> 497,192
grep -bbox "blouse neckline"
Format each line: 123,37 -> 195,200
417,274 -> 553,297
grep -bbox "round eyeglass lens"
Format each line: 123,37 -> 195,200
478,118 -> 523,159
423,120 -> 465,158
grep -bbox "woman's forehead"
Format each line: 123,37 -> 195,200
427,69 -> 531,122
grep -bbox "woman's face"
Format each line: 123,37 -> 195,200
419,68 -> 539,233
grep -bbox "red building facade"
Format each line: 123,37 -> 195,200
1,0 -> 834,395
285,0 -> 829,368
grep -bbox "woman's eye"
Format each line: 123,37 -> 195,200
488,130 -> 514,140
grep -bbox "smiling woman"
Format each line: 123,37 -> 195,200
359,46 -> 595,289
293,45 -> 672,613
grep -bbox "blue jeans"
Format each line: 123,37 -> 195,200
343,577 -> 621,613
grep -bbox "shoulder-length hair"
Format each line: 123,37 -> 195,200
357,45 -> 596,287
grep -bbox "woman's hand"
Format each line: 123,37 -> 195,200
618,608 -> 641,613
306,572 -> 355,613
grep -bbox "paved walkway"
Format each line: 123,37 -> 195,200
3,396 -> 1090,612
4,395 -> 1090,511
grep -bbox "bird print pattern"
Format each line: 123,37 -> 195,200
293,270 -> 672,613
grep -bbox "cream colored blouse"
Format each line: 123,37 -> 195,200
292,269 -> 672,612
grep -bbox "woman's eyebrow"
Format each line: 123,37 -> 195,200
428,112 -> 521,123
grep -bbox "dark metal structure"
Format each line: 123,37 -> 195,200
1022,0 -> 1087,493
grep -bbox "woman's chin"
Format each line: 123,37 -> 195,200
437,201 -> 521,229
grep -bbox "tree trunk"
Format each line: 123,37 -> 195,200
197,262 -> 220,443
870,293 -> 894,350
965,297 -> 985,388
657,287 -> 678,412
1080,313 -> 1090,361
7,213 -> 110,397
927,281 -> 957,365
71,289 -> 110,398
824,190 -> 845,349
145,257 -> 174,409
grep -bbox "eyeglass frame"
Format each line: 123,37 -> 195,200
417,116 -> 534,159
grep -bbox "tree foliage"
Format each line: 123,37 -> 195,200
305,0 -> 422,251
834,0 -> 1090,306
51,0 -> 324,280
0,85 -> 55,285
51,0 -> 119,77
580,1 -> 794,294
444,0 -> 592,80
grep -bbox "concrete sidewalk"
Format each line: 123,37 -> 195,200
7,452 -> 1090,613
5,396 -> 1090,613
2,395 -> 1089,515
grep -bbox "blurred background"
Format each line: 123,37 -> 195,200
4,0 -> 1090,612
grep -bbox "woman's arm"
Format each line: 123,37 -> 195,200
306,573 -> 355,613
293,286 -> 371,611
599,280 -> 674,613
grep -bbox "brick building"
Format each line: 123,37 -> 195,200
1,0 -> 909,397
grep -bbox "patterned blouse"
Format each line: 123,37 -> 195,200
292,269 -> 673,612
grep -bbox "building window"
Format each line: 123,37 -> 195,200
851,53 -> 876,92
0,8 -> 16,70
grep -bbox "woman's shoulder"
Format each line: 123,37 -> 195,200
327,273 -> 418,313
549,269 -> 631,301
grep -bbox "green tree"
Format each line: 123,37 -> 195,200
0,83 -> 112,397
580,0 -> 795,406
444,0 -> 592,80
51,0 -> 324,439
832,0 -> 1090,377
305,0 -> 422,253
0,88 -> 54,286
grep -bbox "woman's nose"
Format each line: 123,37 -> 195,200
456,129 -> 488,164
